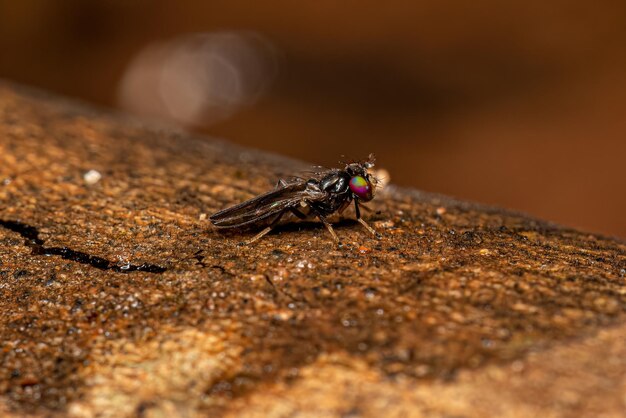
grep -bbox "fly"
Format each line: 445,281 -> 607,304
210,154 -> 381,244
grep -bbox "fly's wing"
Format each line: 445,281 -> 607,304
210,181 -> 322,229
299,167 -> 338,181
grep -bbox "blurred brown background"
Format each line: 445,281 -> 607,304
0,1 -> 624,238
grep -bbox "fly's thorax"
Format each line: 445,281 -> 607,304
319,171 -> 351,194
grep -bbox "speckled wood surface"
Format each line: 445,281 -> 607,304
0,82 -> 625,417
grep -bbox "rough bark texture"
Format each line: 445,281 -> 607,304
0,81 -> 624,417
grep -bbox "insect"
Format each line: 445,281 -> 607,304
210,154 -> 381,244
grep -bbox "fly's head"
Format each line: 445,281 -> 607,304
346,154 -> 377,202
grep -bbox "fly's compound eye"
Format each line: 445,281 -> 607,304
349,176 -> 374,201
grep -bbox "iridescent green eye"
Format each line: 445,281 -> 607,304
349,176 -> 373,201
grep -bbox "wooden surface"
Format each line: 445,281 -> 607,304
0,82 -> 625,417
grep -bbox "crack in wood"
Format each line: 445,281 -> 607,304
0,219 -> 166,274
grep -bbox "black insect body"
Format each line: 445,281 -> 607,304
210,155 -> 380,244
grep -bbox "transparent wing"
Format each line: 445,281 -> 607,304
210,181 -> 323,229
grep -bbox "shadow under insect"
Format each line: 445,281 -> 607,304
217,215 -> 380,242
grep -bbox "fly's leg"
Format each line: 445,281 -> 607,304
357,218 -> 379,238
245,211 -> 285,245
337,200 -> 351,216
310,210 -> 340,244
321,218 -> 340,244
274,179 -> 289,189
245,227 -> 272,245
290,207 -> 308,220
355,200 -> 381,238
358,203 -> 373,213
293,203 -> 342,244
